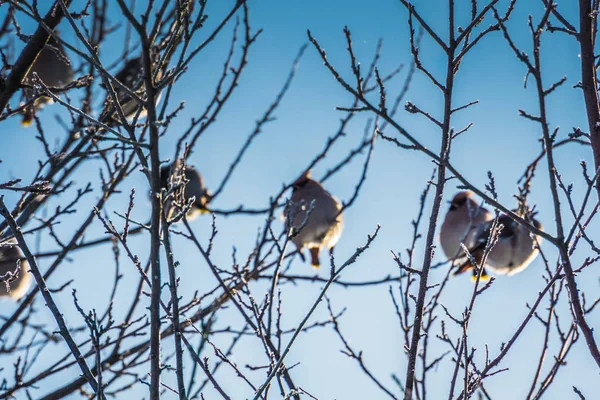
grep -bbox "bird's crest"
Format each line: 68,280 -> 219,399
292,169 -> 312,189
449,191 -> 472,210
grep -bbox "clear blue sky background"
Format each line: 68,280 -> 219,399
1,0 -> 599,399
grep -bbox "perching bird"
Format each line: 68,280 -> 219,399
21,33 -> 74,126
160,159 -> 210,221
100,57 -> 161,127
284,170 -> 344,268
0,241 -> 31,300
439,191 -> 493,262
454,211 -> 543,278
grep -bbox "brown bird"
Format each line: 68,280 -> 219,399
284,170 -> 344,268
0,241 -> 31,300
21,33 -> 74,126
100,57 -> 162,127
454,211 -> 543,278
440,191 -> 492,258
160,159 -> 210,221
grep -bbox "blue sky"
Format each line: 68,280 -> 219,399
1,0 -> 599,399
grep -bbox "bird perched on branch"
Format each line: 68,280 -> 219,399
454,210 -> 543,278
159,159 -> 210,221
99,56 -> 162,127
0,241 -> 31,300
21,32 -> 74,126
440,191 -> 492,265
284,170 -> 344,268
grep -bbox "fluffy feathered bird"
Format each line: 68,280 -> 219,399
0,241 -> 31,300
454,211 -> 543,278
284,170 -> 344,268
21,33 -> 74,126
100,57 -> 162,127
160,159 -> 210,221
440,191 -> 493,261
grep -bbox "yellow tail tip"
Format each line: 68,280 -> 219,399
471,273 -> 490,282
311,263 -> 321,269
21,118 -> 33,127
199,208 -> 210,214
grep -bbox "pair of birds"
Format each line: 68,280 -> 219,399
1,35 -> 153,300
164,163 -> 344,268
439,191 -> 543,279
20,31 -> 152,127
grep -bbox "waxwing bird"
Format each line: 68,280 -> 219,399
284,170 -> 344,268
21,33 -> 74,126
160,159 -> 210,221
0,241 -> 31,300
454,211 -> 543,278
100,56 -> 162,127
439,191 -> 493,261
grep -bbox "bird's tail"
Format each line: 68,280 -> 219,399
21,111 -> 33,127
310,247 -> 320,269
454,260 -> 490,281
453,260 -> 474,276
197,200 -> 210,215
471,266 -> 489,281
